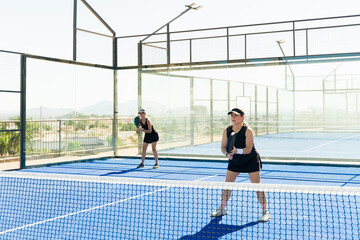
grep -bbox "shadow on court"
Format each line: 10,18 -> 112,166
99,168 -> 138,176
178,217 -> 260,239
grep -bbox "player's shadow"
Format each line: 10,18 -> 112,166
100,168 -> 138,176
178,217 -> 260,239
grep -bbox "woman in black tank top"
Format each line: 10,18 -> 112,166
210,108 -> 271,222
135,109 -> 159,169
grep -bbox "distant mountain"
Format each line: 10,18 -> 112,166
4,100 -> 208,120
23,100 -> 180,120
27,107 -> 74,119
55,111 -> 87,119
79,100 -> 113,116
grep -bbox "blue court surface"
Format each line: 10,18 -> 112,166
1,158 -> 360,239
19,157 -> 360,187
159,132 -> 360,160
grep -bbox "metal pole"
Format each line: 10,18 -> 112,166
59,120 -> 62,155
137,43 -> 143,154
254,85 -> 258,136
210,79 -> 213,142
292,21 -> 296,56
306,29 -> 309,55
20,55 -> 26,169
167,24 -> 170,65
226,28 -> 229,61
113,36 -> 118,156
190,77 -> 194,145
266,87 -> 269,134
227,81 -> 230,125
80,0 -> 115,35
276,89 -> 279,134
73,0 -> 77,61
244,35 -> 247,60
189,39 -> 192,64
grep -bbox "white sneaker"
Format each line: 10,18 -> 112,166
211,206 -> 228,217
260,209 -> 271,222
153,164 -> 159,169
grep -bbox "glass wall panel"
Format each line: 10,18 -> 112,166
24,59 -> 114,166
142,73 -> 190,153
140,61 -> 360,162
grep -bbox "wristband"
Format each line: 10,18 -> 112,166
236,148 -> 243,154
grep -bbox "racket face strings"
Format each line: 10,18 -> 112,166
226,132 -> 236,154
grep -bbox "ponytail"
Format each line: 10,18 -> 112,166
243,120 -> 248,127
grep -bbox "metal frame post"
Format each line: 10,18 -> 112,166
210,79 -> 213,142
113,37 -> 118,156
73,0 -> 77,61
20,55 -> 26,169
167,24 -> 170,65
59,120 -> 62,155
190,77 -> 195,145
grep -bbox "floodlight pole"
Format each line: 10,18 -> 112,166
140,4 -> 201,43
138,3 -> 201,66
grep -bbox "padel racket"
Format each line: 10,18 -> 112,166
226,132 -> 236,154
133,116 -> 141,134
133,116 -> 140,128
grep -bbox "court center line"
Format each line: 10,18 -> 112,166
194,175 -> 218,181
302,135 -> 357,152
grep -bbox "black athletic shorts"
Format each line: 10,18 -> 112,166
144,132 -> 159,143
227,151 -> 262,173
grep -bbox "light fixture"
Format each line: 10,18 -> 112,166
186,3 -> 202,10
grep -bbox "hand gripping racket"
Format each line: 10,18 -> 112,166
226,132 -> 236,154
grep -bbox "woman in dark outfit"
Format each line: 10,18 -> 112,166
211,108 -> 270,222
136,109 -> 160,169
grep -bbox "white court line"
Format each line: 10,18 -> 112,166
0,186 -> 170,235
0,175 -> 218,235
194,175 -> 218,181
302,135 -> 357,152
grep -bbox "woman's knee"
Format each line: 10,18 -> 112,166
142,143 -> 148,150
151,143 -> 157,151
225,170 -> 239,182
249,171 -> 261,183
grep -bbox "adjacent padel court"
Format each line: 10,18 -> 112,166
159,131 -> 360,160
1,158 -> 359,239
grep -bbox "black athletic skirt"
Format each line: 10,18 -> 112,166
144,132 -> 159,143
227,151 -> 262,173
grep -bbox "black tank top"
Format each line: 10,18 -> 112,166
140,118 -> 157,135
226,125 -> 258,159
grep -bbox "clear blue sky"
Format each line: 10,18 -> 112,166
1,0 -> 359,58
1,0 -> 360,115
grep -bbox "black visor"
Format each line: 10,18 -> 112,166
227,108 -> 244,116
